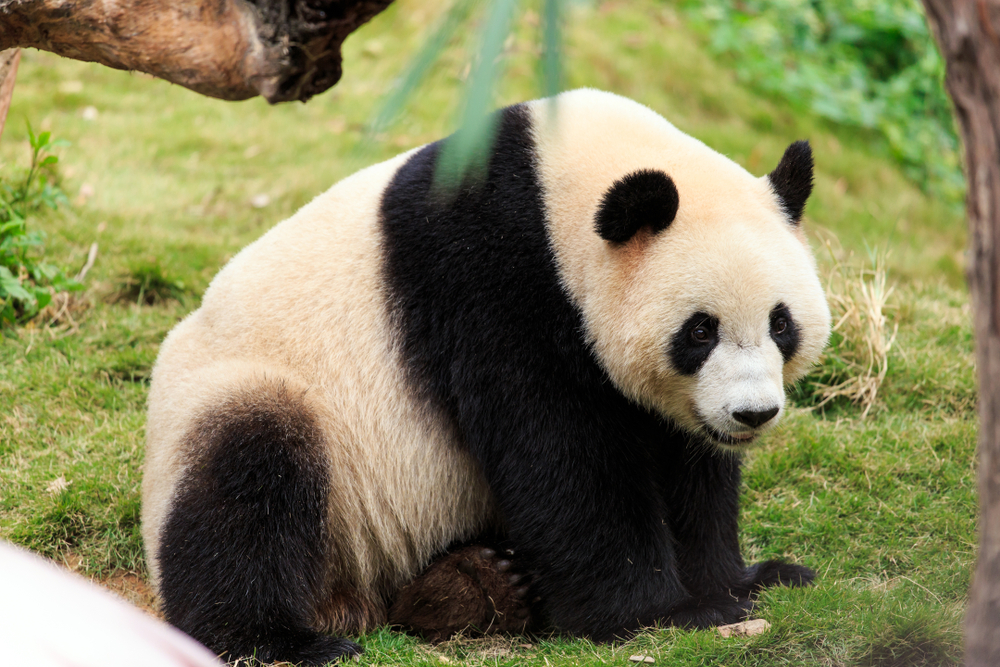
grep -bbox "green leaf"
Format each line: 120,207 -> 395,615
33,287 -> 52,311
0,265 -> 34,303
40,155 -> 58,167
0,219 -> 25,236
541,0 -> 563,98
49,272 -> 83,292
370,0 -> 480,136
435,0 -> 520,189
32,263 -> 58,282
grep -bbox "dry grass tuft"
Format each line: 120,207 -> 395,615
808,240 -> 898,418
428,633 -> 536,662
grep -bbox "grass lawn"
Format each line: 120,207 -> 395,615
0,0 -> 975,665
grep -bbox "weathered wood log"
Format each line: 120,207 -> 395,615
0,0 -> 393,103
920,1 -> 1000,665
0,48 -> 19,139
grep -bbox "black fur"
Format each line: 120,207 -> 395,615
381,104 -> 812,640
595,169 -> 679,243
769,303 -> 800,363
158,386 -> 360,665
668,312 -> 721,377
768,140 -> 813,224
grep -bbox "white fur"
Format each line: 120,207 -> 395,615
529,89 -> 830,443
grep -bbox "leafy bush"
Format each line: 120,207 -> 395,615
0,124 -> 81,327
683,0 -> 963,203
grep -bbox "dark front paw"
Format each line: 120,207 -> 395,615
388,545 -> 534,642
742,560 -> 815,594
666,594 -> 753,629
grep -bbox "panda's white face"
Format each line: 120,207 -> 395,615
531,89 -> 831,451
606,219 -> 829,450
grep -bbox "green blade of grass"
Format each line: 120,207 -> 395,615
435,0 -> 520,189
541,0 -> 563,98
369,0 -> 481,137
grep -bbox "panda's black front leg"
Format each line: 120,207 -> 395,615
662,441 -> 814,625
658,445 -> 753,627
457,386 -> 700,640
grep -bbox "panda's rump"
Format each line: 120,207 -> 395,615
142,150 -> 498,617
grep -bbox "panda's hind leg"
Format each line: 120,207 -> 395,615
389,544 -> 534,642
157,380 -> 360,665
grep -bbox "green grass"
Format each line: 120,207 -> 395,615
0,0 -> 975,665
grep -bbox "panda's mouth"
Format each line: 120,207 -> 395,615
703,425 -> 758,447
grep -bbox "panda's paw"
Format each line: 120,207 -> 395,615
665,594 -> 753,630
388,545 -> 534,642
743,560 -> 815,593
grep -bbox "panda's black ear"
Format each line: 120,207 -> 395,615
768,140 -> 813,225
595,169 -> 679,244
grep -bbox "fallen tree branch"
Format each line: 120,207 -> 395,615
0,0 -> 393,103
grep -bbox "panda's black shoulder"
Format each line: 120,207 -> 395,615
378,103 -> 600,404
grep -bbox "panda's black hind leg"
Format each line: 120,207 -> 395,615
157,383 -> 358,665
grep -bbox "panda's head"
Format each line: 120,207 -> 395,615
532,90 -> 831,451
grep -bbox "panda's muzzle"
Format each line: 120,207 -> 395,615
700,406 -> 780,447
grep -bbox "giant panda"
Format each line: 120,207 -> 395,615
142,88 -> 831,665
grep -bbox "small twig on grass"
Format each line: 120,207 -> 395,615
75,242 -> 98,282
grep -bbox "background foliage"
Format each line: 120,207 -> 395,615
683,0 -> 963,203
0,125 -> 80,327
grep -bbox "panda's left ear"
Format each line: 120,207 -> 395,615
768,140 -> 813,225
595,169 -> 679,244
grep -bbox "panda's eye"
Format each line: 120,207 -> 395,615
690,323 -> 712,344
771,317 -> 788,336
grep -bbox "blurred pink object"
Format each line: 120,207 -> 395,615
0,541 -> 223,667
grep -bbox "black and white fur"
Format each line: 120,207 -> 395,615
142,89 -> 831,664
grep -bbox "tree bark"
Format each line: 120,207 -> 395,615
921,1 -> 1000,664
0,0 -> 392,103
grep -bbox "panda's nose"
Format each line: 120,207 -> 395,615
732,407 -> 779,428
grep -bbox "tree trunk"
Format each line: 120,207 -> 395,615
921,1 -> 1000,664
0,0 -> 392,103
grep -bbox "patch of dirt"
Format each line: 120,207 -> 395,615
100,570 -> 161,619
59,551 -> 161,619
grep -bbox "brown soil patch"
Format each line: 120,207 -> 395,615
101,570 -> 161,619
58,551 -> 161,619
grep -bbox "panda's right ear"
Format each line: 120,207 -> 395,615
595,169 -> 679,244
768,140 -> 813,225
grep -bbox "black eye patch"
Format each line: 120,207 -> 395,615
769,303 -> 800,362
669,312 -> 720,376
